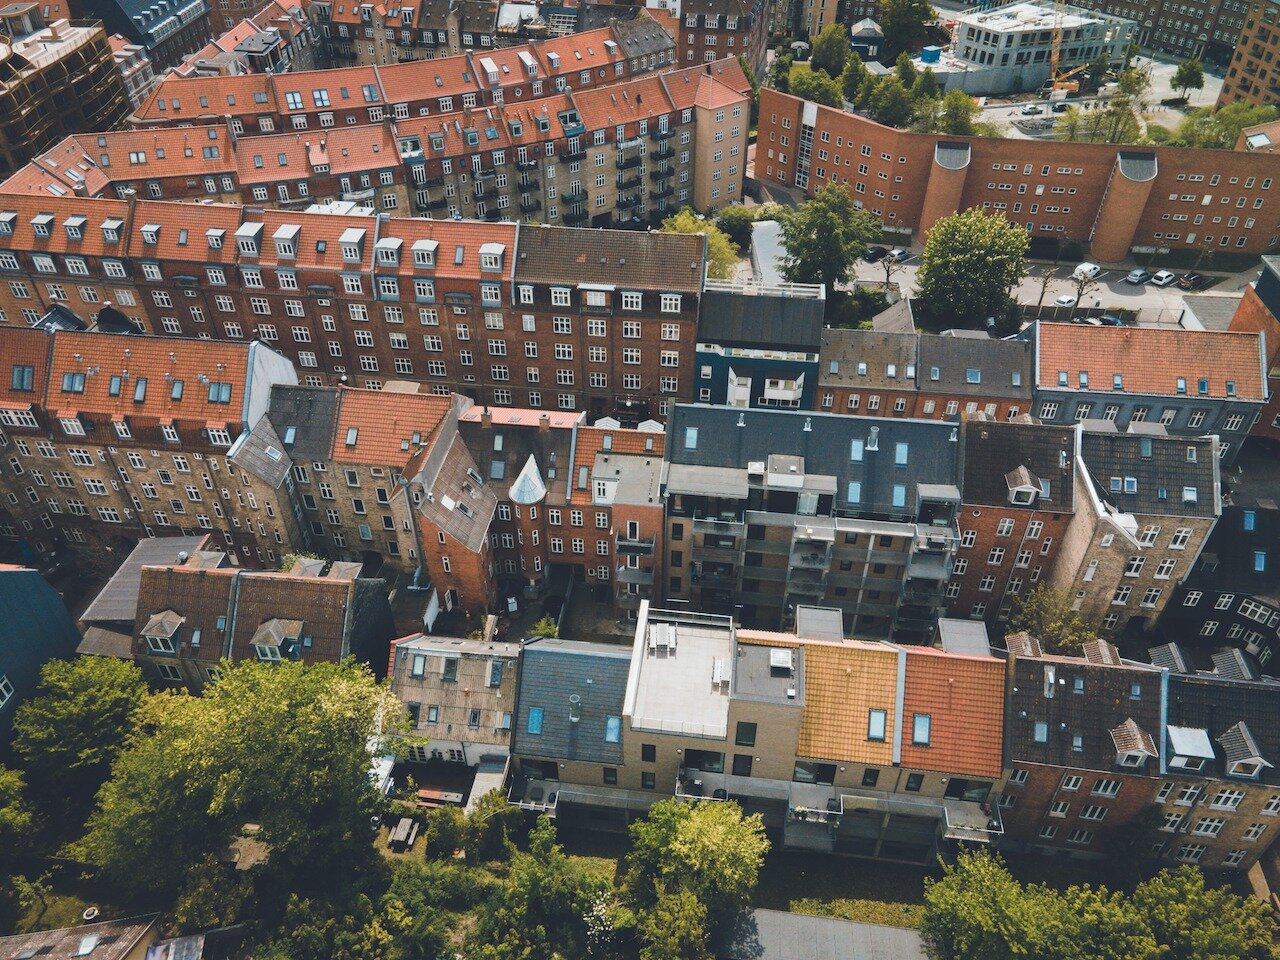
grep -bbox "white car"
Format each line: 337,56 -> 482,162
1151,270 -> 1177,287
888,247 -> 910,262
1073,262 -> 1101,280
1054,294 -> 1078,307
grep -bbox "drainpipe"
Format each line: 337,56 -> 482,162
400,475 -> 430,592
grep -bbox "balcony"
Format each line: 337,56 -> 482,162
693,541 -> 739,563
508,778 -> 559,814
562,190 -> 586,205
787,567 -> 827,595
421,174 -> 444,187
650,185 -> 674,200
418,195 -> 448,211
476,167 -> 497,180
564,210 -> 589,225
693,513 -> 744,536
650,126 -> 673,141
560,149 -> 586,163
484,208 -> 505,221
519,198 -> 542,214
651,146 -> 675,161
676,768 -> 791,803
616,564 -> 655,585
616,154 -> 642,171
516,157 -> 538,170
617,173 -> 643,191
648,167 -> 672,182
617,193 -> 643,209
518,177 -> 540,192
790,544 -> 832,569
616,532 -> 655,556
942,798 -> 1003,843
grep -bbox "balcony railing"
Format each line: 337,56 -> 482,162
676,768 -> 791,802
507,778 -> 559,813
616,154 -> 642,170
790,546 -> 831,569
617,173 -> 643,191
650,126 -> 673,141
942,798 -> 1003,843
564,210 -> 589,225
692,513 -> 744,535
616,564 -> 655,585
616,532 -> 655,556
418,195 -> 448,210
651,146 -> 675,161
519,177 -> 540,192
516,157 -> 538,170
692,544 -> 739,564
560,149 -> 586,163
562,190 -> 586,204
519,198 -> 542,213
617,193 -> 643,209
650,186 -> 674,200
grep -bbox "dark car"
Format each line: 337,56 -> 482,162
1051,101 -> 1070,113
1099,314 -> 1124,326
1177,272 -> 1206,290
863,246 -> 889,263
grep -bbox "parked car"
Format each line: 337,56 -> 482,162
1072,316 -> 1103,326
1177,272 -> 1206,290
1099,314 -> 1127,326
1051,102 -> 1070,113
1054,294 -> 1078,307
1151,270 -> 1177,287
863,245 -> 888,263
1020,104 -> 1044,115
1073,262 -> 1101,280
1125,269 -> 1153,285
887,248 -> 910,262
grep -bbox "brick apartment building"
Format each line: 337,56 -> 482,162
949,416 -> 1078,624
88,0 -> 212,69
814,328 -> 1033,421
1228,257 -> 1280,443
677,0 -> 770,76
758,89 -> 1280,259
175,0 -> 322,75
1028,321 -> 1268,465
1050,427 -> 1221,635
131,548 -> 394,688
0,7 -> 131,180
0,328 -> 297,565
1218,0 -> 1280,107
661,405 -> 962,642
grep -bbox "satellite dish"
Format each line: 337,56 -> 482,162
82,907 -> 100,922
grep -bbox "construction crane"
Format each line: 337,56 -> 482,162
1047,0 -> 1083,93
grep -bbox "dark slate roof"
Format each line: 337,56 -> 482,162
666,405 -> 960,519
458,0 -> 496,33
229,416 -> 291,488
698,288 -> 823,353
80,534 -> 210,626
417,0 -> 450,30
512,638 -> 629,764
1149,642 -> 1190,673
1080,428 -> 1219,518
514,227 -> 705,293
1212,647 -> 1258,681
1167,672 -> 1280,784
265,385 -> 340,463
611,9 -> 671,58
1182,504 -> 1280,607
934,141 -> 970,171
961,416 -> 1076,510
1217,720 -> 1267,766
0,567 -> 81,734
818,328 -> 917,389
715,909 -> 926,960
1117,151 -> 1158,182
917,334 -> 1032,399
458,417 -> 573,504
1006,654 -> 1163,771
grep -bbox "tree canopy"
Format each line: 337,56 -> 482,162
1171,58 -> 1204,98
922,852 -> 1280,960
1007,584 -> 1101,654
715,204 -> 758,250
915,208 -> 1027,328
662,207 -> 740,280
779,184 -> 882,293
12,656 -> 147,816
624,798 -> 769,919
880,0 -> 934,60
75,659 -> 399,901
791,66 -> 843,107
810,23 -> 848,78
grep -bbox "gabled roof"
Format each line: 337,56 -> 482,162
0,326 -> 53,410
1081,428 -> 1219,519
514,225 -> 705,292
81,534 -> 210,626
961,416 -> 1076,510
1148,641 -> 1189,673
512,637 -> 631,763
1035,322 -> 1267,400
141,609 -> 184,638
899,644 -> 1004,778
266,384 -> 341,462
918,334 -> 1031,399
1111,718 -> 1158,758
331,385 -> 452,466
1217,720 -> 1271,768
818,329 -> 916,389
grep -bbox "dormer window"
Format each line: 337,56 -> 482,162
207,228 -> 224,249
236,222 -> 263,255
412,238 -> 438,267
31,213 -> 53,237
0,211 -> 15,235
1168,725 -> 1215,772
141,223 -> 160,244
1118,752 -> 1143,767
1218,722 -> 1271,780
64,216 -> 86,240
375,237 -> 403,265
479,242 -> 505,270
273,223 -> 300,257
101,217 -> 123,243
339,227 -> 366,262
965,368 -> 981,384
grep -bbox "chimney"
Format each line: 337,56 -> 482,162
538,413 -> 550,432
481,406 -> 492,429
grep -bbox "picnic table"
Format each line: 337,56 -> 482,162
388,816 -> 419,850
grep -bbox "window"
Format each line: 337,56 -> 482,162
912,714 -> 931,746
526,707 -> 543,734
868,708 -> 887,741
735,721 -> 756,746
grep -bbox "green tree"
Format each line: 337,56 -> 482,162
779,184 -> 882,293
422,805 -> 467,859
769,52 -> 793,93
12,656 -> 147,817
464,788 -> 523,862
624,799 -> 769,920
1007,584 -> 1100,654
841,52 -> 868,102
790,67 -> 843,107
1130,867 -> 1280,960
737,54 -> 759,125
661,207 -> 740,280
529,614 -> 559,638
1055,104 -> 1084,141
76,659 -> 398,901
871,76 -> 914,127
911,66 -> 939,100
880,0 -> 934,60
1084,51 -> 1111,89
1173,102 -> 1279,148
1170,58 -> 1204,99
911,96 -> 941,133
715,205 -> 758,250
0,766 -> 34,927
937,88 -> 978,134
895,51 -> 918,86
168,855 -> 254,936
640,888 -> 712,960
810,22 -> 848,78
474,817 -> 608,960
915,208 -> 1027,328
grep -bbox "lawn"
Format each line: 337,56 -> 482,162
755,849 -> 932,929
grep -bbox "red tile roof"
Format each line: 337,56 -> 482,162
1036,323 -> 1267,400
47,331 -> 254,425
236,123 -> 398,184
129,199 -> 242,264
531,25 -> 627,75
376,54 -> 482,104
898,645 -> 1005,778
0,328 -> 53,410
135,73 -> 277,123
569,423 -> 665,504
0,194 -> 133,259
571,74 -> 674,131
331,386 -> 453,464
